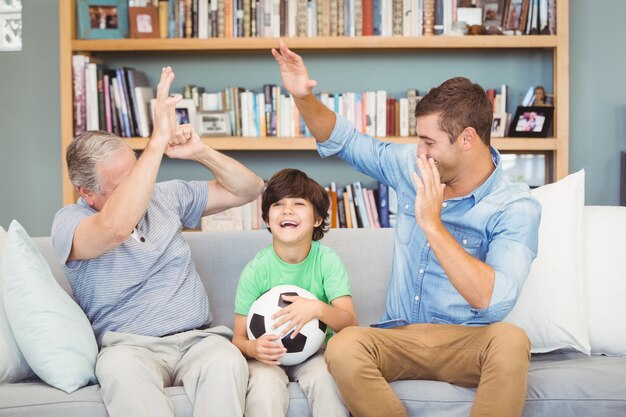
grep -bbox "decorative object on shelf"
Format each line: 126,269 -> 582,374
76,0 -> 128,39
508,106 -> 554,138
197,111 -> 232,137
491,112 -> 508,138
173,98 -> 197,127
0,0 -> 22,52
533,86 -> 554,106
128,6 -> 159,38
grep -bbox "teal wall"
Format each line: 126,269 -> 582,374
1,0 -> 625,236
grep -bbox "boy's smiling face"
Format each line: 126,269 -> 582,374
267,197 -> 322,246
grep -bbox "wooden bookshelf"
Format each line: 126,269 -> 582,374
59,0 -> 569,206
71,35 -> 558,52
123,136 -> 558,152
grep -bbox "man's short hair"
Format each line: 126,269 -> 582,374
261,168 -> 330,241
66,131 -> 130,194
415,77 -> 493,146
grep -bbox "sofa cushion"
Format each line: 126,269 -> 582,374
584,205 -> 626,355
2,220 -> 98,393
504,170 -> 590,354
0,226 -> 34,384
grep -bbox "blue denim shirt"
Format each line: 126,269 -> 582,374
318,115 -> 541,327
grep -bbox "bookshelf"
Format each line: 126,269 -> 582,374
59,0 -> 569,207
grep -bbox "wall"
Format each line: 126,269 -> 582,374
569,0 -> 626,205
0,0 -> 624,236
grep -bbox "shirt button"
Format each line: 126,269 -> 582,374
405,204 -> 409,210
442,202 -> 448,208
426,242 -> 430,247
414,295 -> 420,302
419,268 -> 424,274
462,239 -> 468,245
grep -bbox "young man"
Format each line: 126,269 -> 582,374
51,67 -> 264,417
232,168 -> 357,417
272,41 -> 541,417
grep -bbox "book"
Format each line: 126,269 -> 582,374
352,181 -> 370,228
72,55 -> 87,136
135,86 -> 155,138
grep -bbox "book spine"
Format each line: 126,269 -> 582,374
72,55 -> 87,136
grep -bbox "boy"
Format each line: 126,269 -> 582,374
232,168 -> 357,417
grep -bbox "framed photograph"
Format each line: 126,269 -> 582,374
76,0 -> 129,39
149,98 -> 197,129
491,112 -> 508,138
129,6 -> 159,38
508,106 -> 554,138
196,111 -> 232,137
482,0 -> 504,29
175,99 -> 197,127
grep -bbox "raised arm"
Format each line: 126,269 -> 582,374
69,67 -> 182,261
272,40 -> 336,142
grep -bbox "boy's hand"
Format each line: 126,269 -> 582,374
249,334 -> 287,366
272,295 -> 322,339
271,39 -> 318,99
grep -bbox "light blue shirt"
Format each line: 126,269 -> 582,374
318,115 -> 541,327
52,180 -> 210,344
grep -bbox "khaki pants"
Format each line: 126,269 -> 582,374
245,351 -> 349,417
96,326 -> 248,417
325,322 -> 530,417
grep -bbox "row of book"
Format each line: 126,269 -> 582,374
127,0 -> 556,40
201,180 -> 398,231
72,54 -> 510,140
72,55 -> 154,138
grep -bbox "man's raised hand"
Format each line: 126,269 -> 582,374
272,40 -> 318,99
151,66 -> 182,149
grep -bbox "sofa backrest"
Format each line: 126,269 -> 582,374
34,228 -> 394,330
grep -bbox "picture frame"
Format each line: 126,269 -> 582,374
76,0 -> 129,39
482,0 -> 504,29
129,6 -> 159,39
175,99 -> 197,128
491,112 -> 508,138
196,111 -> 232,137
508,106 -> 554,138
149,98 -> 197,130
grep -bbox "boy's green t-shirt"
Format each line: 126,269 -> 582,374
235,240 -> 352,341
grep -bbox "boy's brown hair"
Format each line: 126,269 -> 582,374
262,169 -> 330,241
415,77 -> 493,146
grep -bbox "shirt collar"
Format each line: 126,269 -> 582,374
468,146 -> 503,204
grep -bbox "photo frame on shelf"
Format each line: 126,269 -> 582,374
76,0 -> 129,39
149,98 -> 197,130
129,6 -> 159,38
174,99 -> 197,127
491,112 -> 508,138
197,111 -> 232,137
508,106 -> 553,138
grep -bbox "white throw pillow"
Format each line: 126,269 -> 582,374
584,206 -> 626,356
0,226 -> 35,384
504,170 -> 590,354
2,220 -> 98,393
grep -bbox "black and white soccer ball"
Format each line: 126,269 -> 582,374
246,284 -> 327,366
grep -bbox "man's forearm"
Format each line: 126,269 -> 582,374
193,145 -> 263,200
424,222 -> 495,309
293,93 -> 337,143
98,139 -> 166,234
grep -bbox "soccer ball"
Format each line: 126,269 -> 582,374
246,284 -> 327,366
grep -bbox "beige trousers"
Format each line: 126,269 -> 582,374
325,322 -> 531,417
244,351 -> 349,417
96,326 -> 248,417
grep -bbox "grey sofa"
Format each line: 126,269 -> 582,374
1,225 -> 626,416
